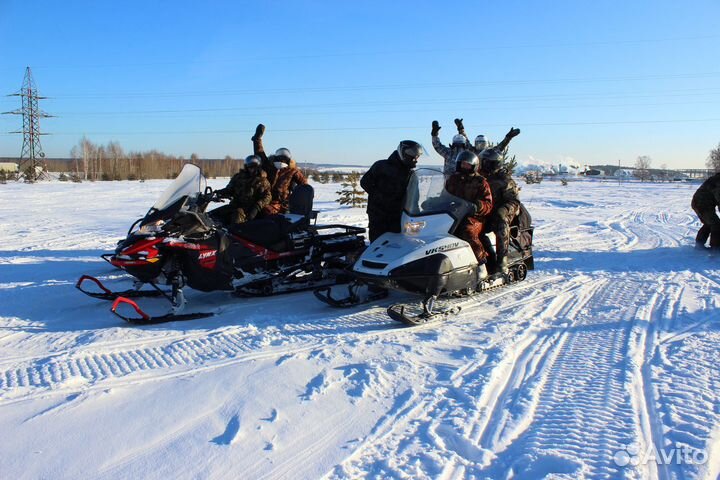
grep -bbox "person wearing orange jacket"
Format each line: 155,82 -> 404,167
445,150 -> 494,280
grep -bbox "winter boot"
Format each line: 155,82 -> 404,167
496,256 -> 509,275
477,263 -> 488,281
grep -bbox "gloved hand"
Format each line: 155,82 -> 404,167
232,209 -> 247,224
215,188 -> 230,200
252,123 -> 265,142
454,118 -> 465,133
431,120 -> 441,136
247,205 -> 260,220
506,127 -> 521,138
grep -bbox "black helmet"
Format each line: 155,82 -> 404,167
455,150 -> 480,174
396,140 -> 423,168
481,149 -> 502,173
245,155 -> 261,169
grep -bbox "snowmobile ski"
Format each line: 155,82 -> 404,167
313,281 -> 389,308
110,296 -> 213,325
75,275 -> 166,301
387,266 -> 526,326
387,296 -> 462,326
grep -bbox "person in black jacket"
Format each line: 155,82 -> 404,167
360,140 -> 423,242
691,172 -> 720,250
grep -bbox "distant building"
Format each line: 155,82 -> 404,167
0,162 -> 18,172
614,168 -> 634,178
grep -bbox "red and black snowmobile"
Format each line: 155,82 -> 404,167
77,164 -> 365,324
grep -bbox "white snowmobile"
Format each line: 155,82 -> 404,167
314,168 -> 534,325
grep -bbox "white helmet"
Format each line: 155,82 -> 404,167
274,148 -> 292,163
475,135 -> 489,152
452,134 -> 467,147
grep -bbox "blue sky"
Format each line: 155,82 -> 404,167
1,0 -> 719,168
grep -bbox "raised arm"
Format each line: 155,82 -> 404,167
496,127 -> 521,152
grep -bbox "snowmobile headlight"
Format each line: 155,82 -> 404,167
137,220 -> 165,235
404,221 -> 426,235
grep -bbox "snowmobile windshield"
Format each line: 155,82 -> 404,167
152,164 -> 207,212
404,168 -> 474,219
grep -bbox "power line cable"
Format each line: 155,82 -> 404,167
3,117 -> 716,137
4,33 -> 718,70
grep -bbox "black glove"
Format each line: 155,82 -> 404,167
431,120 -> 441,137
215,188 -> 230,199
252,123 -> 265,142
247,205 -> 260,220
506,127 -> 521,139
454,118 -> 465,134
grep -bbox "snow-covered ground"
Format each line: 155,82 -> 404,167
0,177 -> 718,479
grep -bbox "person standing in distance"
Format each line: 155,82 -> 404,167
691,171 -> 720,251
360,140 -> 423,242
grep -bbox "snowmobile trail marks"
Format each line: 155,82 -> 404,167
0,275 -> 561,404
326,277 -> 600,478
468,277 -> 652,478
635,272 -> 720,480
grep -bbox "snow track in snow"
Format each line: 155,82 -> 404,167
0,274 -> 563,405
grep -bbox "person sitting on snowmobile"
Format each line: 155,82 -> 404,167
361,140 -> 423,242
691,171 -> 720,251
444,150 -> 494,279
215,155 -> 272,224
479,129 -> 522,274
251,123 -> 308,215
432,118 -> 471,177
473,134 -> 489,154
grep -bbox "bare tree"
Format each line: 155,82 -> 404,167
706,142 -> 720,172
107,141 -> 124,180
634,155 -> 652,182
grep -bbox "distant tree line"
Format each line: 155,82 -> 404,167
32,137 -> 372,183
40,137 -> 244,181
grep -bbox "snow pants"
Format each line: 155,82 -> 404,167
456,217 -> 488,262
482,204 -> 520,271
692,203 -> 720,248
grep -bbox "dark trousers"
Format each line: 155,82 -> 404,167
368,215 -> 401,242
692,204 -> 720,248
490,204 -> 520,259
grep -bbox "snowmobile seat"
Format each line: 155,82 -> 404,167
229,215 -> 308,252
509,202 -> 533,251
288,184 -> 318,222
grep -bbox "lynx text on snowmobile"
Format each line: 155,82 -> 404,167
77,164 -> 366,324
314,168 -> 534,325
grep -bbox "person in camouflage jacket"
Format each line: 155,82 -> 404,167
251,124 -> 308,215
431,118 -> 472,177
691,171 -> 720,249
216,155 -> 272,224
480,146 -> 522,274
444,151 -> 494,263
